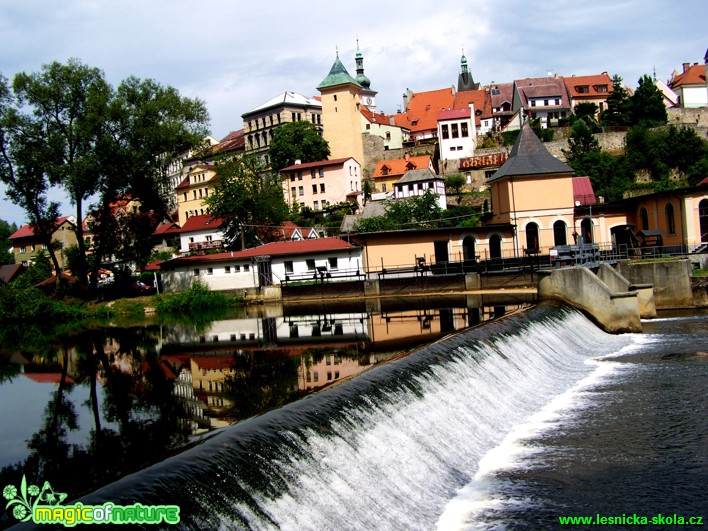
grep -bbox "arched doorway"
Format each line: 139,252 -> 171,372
462,236 -> 476,261
553,220 -> 567,246
580,218 -> 593,243
525,222 -> 539,252
700,199 -> 708,243
489,234 -> 502,259
640,207 -> 649,231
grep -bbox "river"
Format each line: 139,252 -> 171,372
1,299 -> 705,529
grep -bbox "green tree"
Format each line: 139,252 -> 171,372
0,219 -> 17,265
664,125 -> 708,177
631,74 -> 667,126
11,249 -> 53,287
445,174 -> 466,195
2,60 -> 209,292
0,75 -> 65,276
601,74 -> 632,126
269,121 -> 330,171
352,191 -> 442,232
205,156 -> 289,249
568,151 -> 632,202
563,119 -> 601,162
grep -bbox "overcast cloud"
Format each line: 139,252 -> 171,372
1,0 -> 705,226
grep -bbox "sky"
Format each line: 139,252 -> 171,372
1,0 -> 706,227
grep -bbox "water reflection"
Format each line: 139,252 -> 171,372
0,294 -> 533,513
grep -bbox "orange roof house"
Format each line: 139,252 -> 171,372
372,155 -> 433,194
394,87 -> 455,141
563,72 -> 613,116
669,54 -> 707,108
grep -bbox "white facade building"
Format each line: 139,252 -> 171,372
160,237 -> 362,292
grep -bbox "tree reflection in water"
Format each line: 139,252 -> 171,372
0,325 -> 189,519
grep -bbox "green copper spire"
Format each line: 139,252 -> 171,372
317,51 -> 362,90
354,39 -> 371,89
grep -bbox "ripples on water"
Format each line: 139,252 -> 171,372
461,310 -> 708,530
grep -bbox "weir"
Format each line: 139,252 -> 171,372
76,303 -> 635,530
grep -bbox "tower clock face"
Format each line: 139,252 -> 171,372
366,97 -> 372,105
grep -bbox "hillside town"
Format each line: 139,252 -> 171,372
3,46 -> 707,294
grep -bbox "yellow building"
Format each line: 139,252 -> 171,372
317,53 -> 365,166
9,216 -> 78,270
176,164 -> 217,225
487,123 -> 579,256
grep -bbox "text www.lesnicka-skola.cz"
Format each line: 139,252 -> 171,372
558,514 -> 703,526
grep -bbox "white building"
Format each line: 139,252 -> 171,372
437,107 -> 476,161
178,215 -> 224,253
393,168 -> 447,210
160,237 -> 362,292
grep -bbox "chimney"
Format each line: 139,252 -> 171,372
294,159 -> 302,165
683,63 -> 690,73
405,153 -> 410,162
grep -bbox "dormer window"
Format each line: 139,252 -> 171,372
595,85 -> 608,93
576,85 -> 590,93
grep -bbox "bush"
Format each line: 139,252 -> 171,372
154,281 -> 241,314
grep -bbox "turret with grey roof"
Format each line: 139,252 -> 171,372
488,123 -> 574,181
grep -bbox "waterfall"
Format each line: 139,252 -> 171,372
79,303 -> 635,530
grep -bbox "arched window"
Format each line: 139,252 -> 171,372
580,218 -> 594,243
665,203 -> 676,235
553,220 -> 567,246
700,199 -> 708,243
640,207 -> 649,231
489,234 -> 502,259
462,236 -> 476,262
525,222 -> 539,252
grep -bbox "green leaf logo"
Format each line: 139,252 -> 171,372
3,475 -> 66,522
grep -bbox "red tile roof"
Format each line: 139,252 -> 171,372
162,237 -> 356,267
9,216 -> 74,239
214,129 -> 245,154
438,108 -> 470,120
453,89 -> 490,124
373,155 -> 432,179
153,222 -> 181,236
279,157 -> 355,172
192,356 -> 235,371
670,64 -> 706,89
564,73 -> 613,99
24,373 -> 75,384
143,260 -> 165,271
360,107 -> 406,128
180,215 -> 223,233
393,87 -> 455,133
573,176 -> 596,205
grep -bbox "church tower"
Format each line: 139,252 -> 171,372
354,40 -> 378,112
317,50 -> 365,165
457,49 -> 480,92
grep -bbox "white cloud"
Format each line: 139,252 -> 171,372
1,0 -> 706,225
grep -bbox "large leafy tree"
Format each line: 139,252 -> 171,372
0,75 -> 65,275
631,74 -> 667,125
0,219 -> 17,265
563,119 -> 601,162
268,121 -> 330,171
601,74 -> 632,126
205,156 -> 289,250
1,59 -> 209,291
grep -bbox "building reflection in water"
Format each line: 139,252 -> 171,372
0,294 -> 533,516
154,294 -> 533,433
